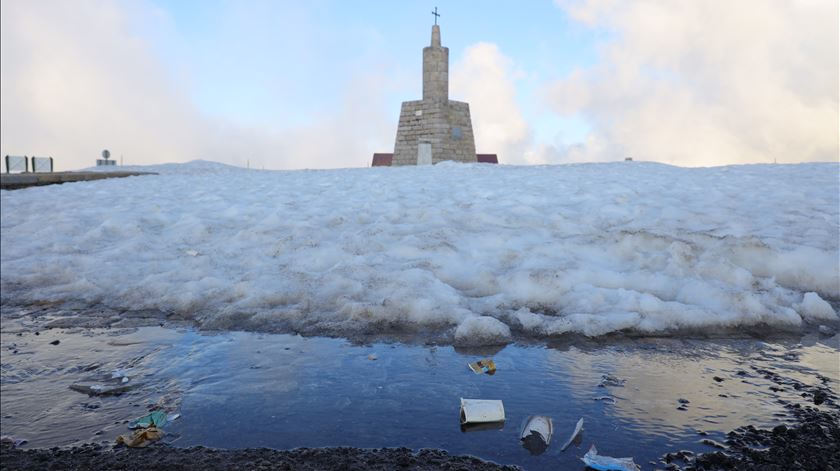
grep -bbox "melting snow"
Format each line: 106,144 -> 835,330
1,160 -> 837,343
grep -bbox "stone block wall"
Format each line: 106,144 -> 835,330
423,48 -> 448,101
392,99 -> 477,166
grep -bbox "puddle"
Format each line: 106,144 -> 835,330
1,321 -> 837,470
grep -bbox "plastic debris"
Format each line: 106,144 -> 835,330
560,417 -> 584,451
128,410 -> 168,429
580,444 -> 640,471
0,436 -> 28,448
467,358 -> 496,375
520,415 -> 553,455
185,249 -> 200,257
69,382 -> 132,396
167,412 -> 181,422
460,398 -> 505,424
116,426 -> 163,448
599,374 -> 626,387
367,354 -> 378,361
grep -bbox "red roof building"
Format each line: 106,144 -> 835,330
371,153 -> 497,166
371,153 -> 394,167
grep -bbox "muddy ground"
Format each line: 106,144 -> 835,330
0,444 -> 521,471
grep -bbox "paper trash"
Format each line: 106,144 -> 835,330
116,426 -> 163,448
467,359 -> 496,375
460,398 -> 505,424
520,415 -> 553,454
580,444 -> 640,471
560,417 -> 584,451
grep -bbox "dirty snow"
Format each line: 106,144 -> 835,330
1,160 -> 838,343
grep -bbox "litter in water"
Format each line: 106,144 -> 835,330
460,398 -> 505,424
519,415 -> 553,455
116,426 -> 163,448
467,358 -> 496,375
560,417 -> 584,451
367,354 -> 378,361
593,396 -> 616,404
128,410 -> 168,429
580,444 -> 640,471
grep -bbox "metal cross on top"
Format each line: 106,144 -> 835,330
431,6 -> 440,25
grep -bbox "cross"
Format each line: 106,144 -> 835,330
431,7 -> 440,25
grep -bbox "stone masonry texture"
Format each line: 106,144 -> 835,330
392,25 -> 477,165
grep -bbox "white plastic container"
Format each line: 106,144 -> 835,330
520,415 -> 553,443
460,398 -> 505,424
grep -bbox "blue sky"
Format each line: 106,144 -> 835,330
146,0 -> 599,139
1,0 -> 836,170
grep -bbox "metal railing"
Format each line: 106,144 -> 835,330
4,155 -> 54,173
4,155 -> 28,173
32,156 -> 53,173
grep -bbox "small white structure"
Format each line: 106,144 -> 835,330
97,149 -> 116,167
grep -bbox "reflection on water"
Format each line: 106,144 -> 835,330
1,321 -> 837,470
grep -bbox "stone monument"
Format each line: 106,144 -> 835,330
373,11 -> 496,166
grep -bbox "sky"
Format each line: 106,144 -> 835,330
1,0 -> 837,171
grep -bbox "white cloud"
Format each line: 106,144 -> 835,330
549,0 -> 839,165
1,0 -> 203,170
0,0 -> 395,171
451,43 -> 533,164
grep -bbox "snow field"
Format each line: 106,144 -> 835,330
1,160 -> 838,344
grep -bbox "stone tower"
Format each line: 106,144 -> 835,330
391,24 -> 477,165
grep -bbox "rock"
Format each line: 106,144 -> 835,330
813,390 -> 827,405
818,325 -> 836,336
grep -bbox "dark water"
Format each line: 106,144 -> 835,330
1,320 -> 837,470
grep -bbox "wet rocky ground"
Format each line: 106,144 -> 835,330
662,372 -> 840,470
0,444 -> 521,471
